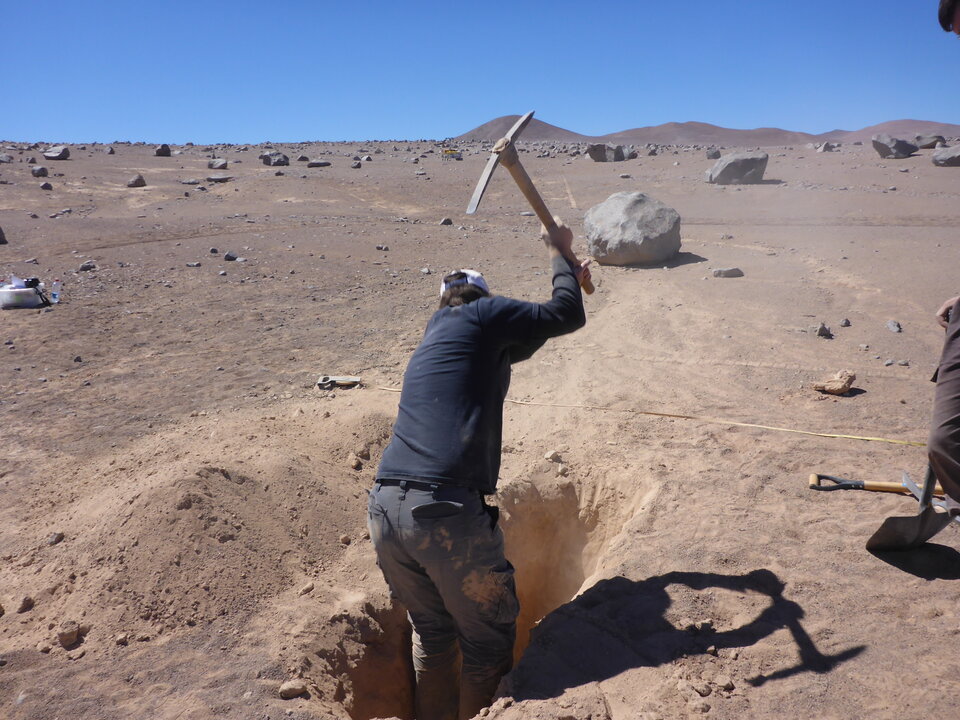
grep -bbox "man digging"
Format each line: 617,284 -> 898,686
367,221 -> 590,720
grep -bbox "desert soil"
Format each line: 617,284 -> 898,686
2,137 -> 959,720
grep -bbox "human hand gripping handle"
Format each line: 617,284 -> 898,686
936,296 -> 960,329
541,219 -> 594,294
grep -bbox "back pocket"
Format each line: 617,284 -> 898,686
411,501 -> 464,519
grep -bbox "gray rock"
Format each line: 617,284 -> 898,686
106,147 -> 115,155
207,158 -> 228,170
261,151 -> 289,167
181,178 -> 201,185
127,174 -> 146,188
186,262 -> 201,268
224,252 -> 238,261
839,318 -> 851,327
586,144 -> 625,162
154,144 -> 171,157
439,217 -> 453,225
705,148 -> 721,160
31,166 -> 48,178
296,154 -> 309,161
0,226 -> 5,244
705,151 -> 769,184
712,267 -> 744,278
17,596 -> 34,613
584,191 -> 682,266
26,156 -> 36,163
40,182 -> 53,190
817,142 -> 837,153
43,146 -> 70,160
48,531 -> 64,545
932,145 -> 960,167
815,322 -> 833,338
307,159 -> 331,168
351,160 -> 362,169
871,134 -> 917,159
206,175 -> 232,183
79,260 -> 97,271
915,134 -> 945,149
887,320 -> 902,333
0,153 -> 13,163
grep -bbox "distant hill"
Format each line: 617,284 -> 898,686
453,115 -> 960,147
454,116 -> 591,143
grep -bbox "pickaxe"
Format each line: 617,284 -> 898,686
466,111 -> 595,294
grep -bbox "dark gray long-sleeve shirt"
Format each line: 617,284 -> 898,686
376,255 -> 586,494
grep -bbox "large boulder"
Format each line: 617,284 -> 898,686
932,145 -> 960,167
915,134 -> 945,149
261,151 -> 289,167
43,145 -> 70,160
705,151 -> 768,185
871,134 -> 917,159
583,191 -> 681,266
586,144 -> 625,162
155,144 -> 171,157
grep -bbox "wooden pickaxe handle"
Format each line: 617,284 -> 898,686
494,139 -> 595,294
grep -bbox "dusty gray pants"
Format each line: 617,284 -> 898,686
367,481 -> 518,720
930,298 -> 960,505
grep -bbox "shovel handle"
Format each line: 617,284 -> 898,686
495,139 -> 595,294
809,473 -> 945,495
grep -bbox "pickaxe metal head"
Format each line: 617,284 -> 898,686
465,111 -> 535,215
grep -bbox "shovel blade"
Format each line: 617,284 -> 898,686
866,505 -> 954,551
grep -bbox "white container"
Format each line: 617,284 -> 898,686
0,285 -> 45,309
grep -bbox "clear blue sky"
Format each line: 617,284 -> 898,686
4,0 -> 958,144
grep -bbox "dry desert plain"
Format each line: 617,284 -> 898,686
2,129 -> 960,720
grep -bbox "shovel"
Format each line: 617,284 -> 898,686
866,466 -> 956,551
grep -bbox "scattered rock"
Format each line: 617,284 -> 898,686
127,174 -> 146,188
207,158 -> 228,170
106,146 -> 115,155
705,151 -> 769,184
347,453 -> 362,470
116,633 -> 129,646
544,450 -> 561,462
47,531 -> 65,545
420,267 -> 431,274
351,160 -> 362,169
871,134 -> 917,159
58,620 -> 80,647
339,534 -> 352,545
887,320 -> 902,333
261,151 -> 289,167
715,675 -> 735,691
932,145 -> 960,167
154,144 -> 171,157
209,247 -> 219,254
40,182 -> 53,191
705,147 -> 721,159
915,134 -> 945,149
224,252 -> 238,261
298,582 -> 315,596
0,226 -> 5,244
815,321 -> 833,338
839,318 -> 851,327
439,217 -> 453,225
186,262 -> 201,268
584,191 -> 682,266
307,159 -> 331,168
17,596 -> 34,613
885,359 -> 895,367
812,369 -> 855,395
712,267 -> 744,278
0,153 -> 13,163
206,175 -> 232,183
31,166 -> 48,178
278,679 -> 308,699
586,144 -> 626,162
43,146 -> 70,160
817,141 -> 837,153
78,260 -> 97,271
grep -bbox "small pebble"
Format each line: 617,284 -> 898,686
339,534 -> 351,545
887,320 -> 902,333
47,531 -> 65,546
278,679 -> 308,699
17,596 -> 34,613
298,582 -> 315,596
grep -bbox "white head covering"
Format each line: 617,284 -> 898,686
439,269 -> 489,298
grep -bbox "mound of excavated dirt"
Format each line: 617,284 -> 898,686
3,139 -> 960,720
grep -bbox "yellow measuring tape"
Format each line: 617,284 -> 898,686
378,388 -> 925,447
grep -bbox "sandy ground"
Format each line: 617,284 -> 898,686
2,136 -> 960,720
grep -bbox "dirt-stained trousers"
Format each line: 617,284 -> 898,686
929,297 -> 960,506
367,481 -> 519,720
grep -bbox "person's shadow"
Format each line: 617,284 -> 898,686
505,569 -> 865,700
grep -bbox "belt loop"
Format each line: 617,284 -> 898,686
429,482 -> 439,499
399,480 -> 408,500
